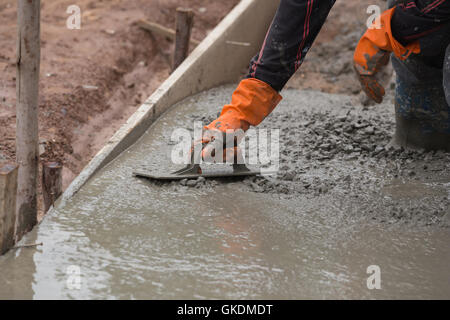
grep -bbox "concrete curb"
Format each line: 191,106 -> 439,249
60,0 -> 280,203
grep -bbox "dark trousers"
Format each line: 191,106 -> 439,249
247,0 -> 450,92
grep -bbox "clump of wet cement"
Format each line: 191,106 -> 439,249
163,89 -> 450,227
247,107 -> 450,227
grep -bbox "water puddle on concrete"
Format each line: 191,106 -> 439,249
0,86 -> 449,299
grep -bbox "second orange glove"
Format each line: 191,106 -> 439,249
354,7 -> 421,103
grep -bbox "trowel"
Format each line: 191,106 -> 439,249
133,163 -> 262,181
133,143 -> 263,181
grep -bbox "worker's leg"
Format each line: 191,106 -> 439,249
387,1 -> 450,150
392,51 -> 450,151
246,0 -> 336,92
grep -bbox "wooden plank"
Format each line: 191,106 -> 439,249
137,19 -> 200,46
42,162 -> 62,213
15,0 -> 40,238
172,8 -> 195,71
0,164 -> 19,255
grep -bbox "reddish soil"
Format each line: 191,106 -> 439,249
0,0 -> 240,189
286,0 -> 386,94
0,0 -> 386,193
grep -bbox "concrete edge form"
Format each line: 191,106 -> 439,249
60,0 -> 280,203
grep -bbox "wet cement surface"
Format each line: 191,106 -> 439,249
0,85 -> 449,299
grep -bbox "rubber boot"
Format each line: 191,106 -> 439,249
392,51 -> 450,151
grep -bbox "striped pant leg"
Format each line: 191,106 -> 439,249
246,0 -> 336,92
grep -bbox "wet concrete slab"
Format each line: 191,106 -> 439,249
0,85 -> 449,299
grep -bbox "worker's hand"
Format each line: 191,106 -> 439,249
190,130 -> 244,164
354,51 -> 390,103
192,78 -> 282,164
354,7 -> 420,103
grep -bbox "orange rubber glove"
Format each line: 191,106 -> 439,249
354,7 -> 421,103
196,78 -> 282,163
206,78 -> 282,132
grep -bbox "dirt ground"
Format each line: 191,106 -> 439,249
0,0 -> 384,190
0,0 -> 240,188
286,0 -> 387,94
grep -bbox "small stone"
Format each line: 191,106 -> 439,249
284,172 -> 296,181
364,126 -> 375,135
186,179 -> 198,187
345,153 -> 359,160
82,85 -> 98,90
251,182 -> 264,192
344,125 -> 354,133
286,140 -> 295,146
197,176 -> 206,183
373,146 -> 384,155
180,179 -> 188,186
343,145 -> 354,153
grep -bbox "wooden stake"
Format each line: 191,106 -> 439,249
173,8 -> 194,71
42,162 -> 62,213
137,19 -> 200,47
16,0 -> 40,238
0,164 -> 19,255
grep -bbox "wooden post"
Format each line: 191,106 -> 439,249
16,0 -> 41,238
137,19 -> 200,47
42,162 -> 62,213
172,8 -> 194,71
0,164 -> 19,255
